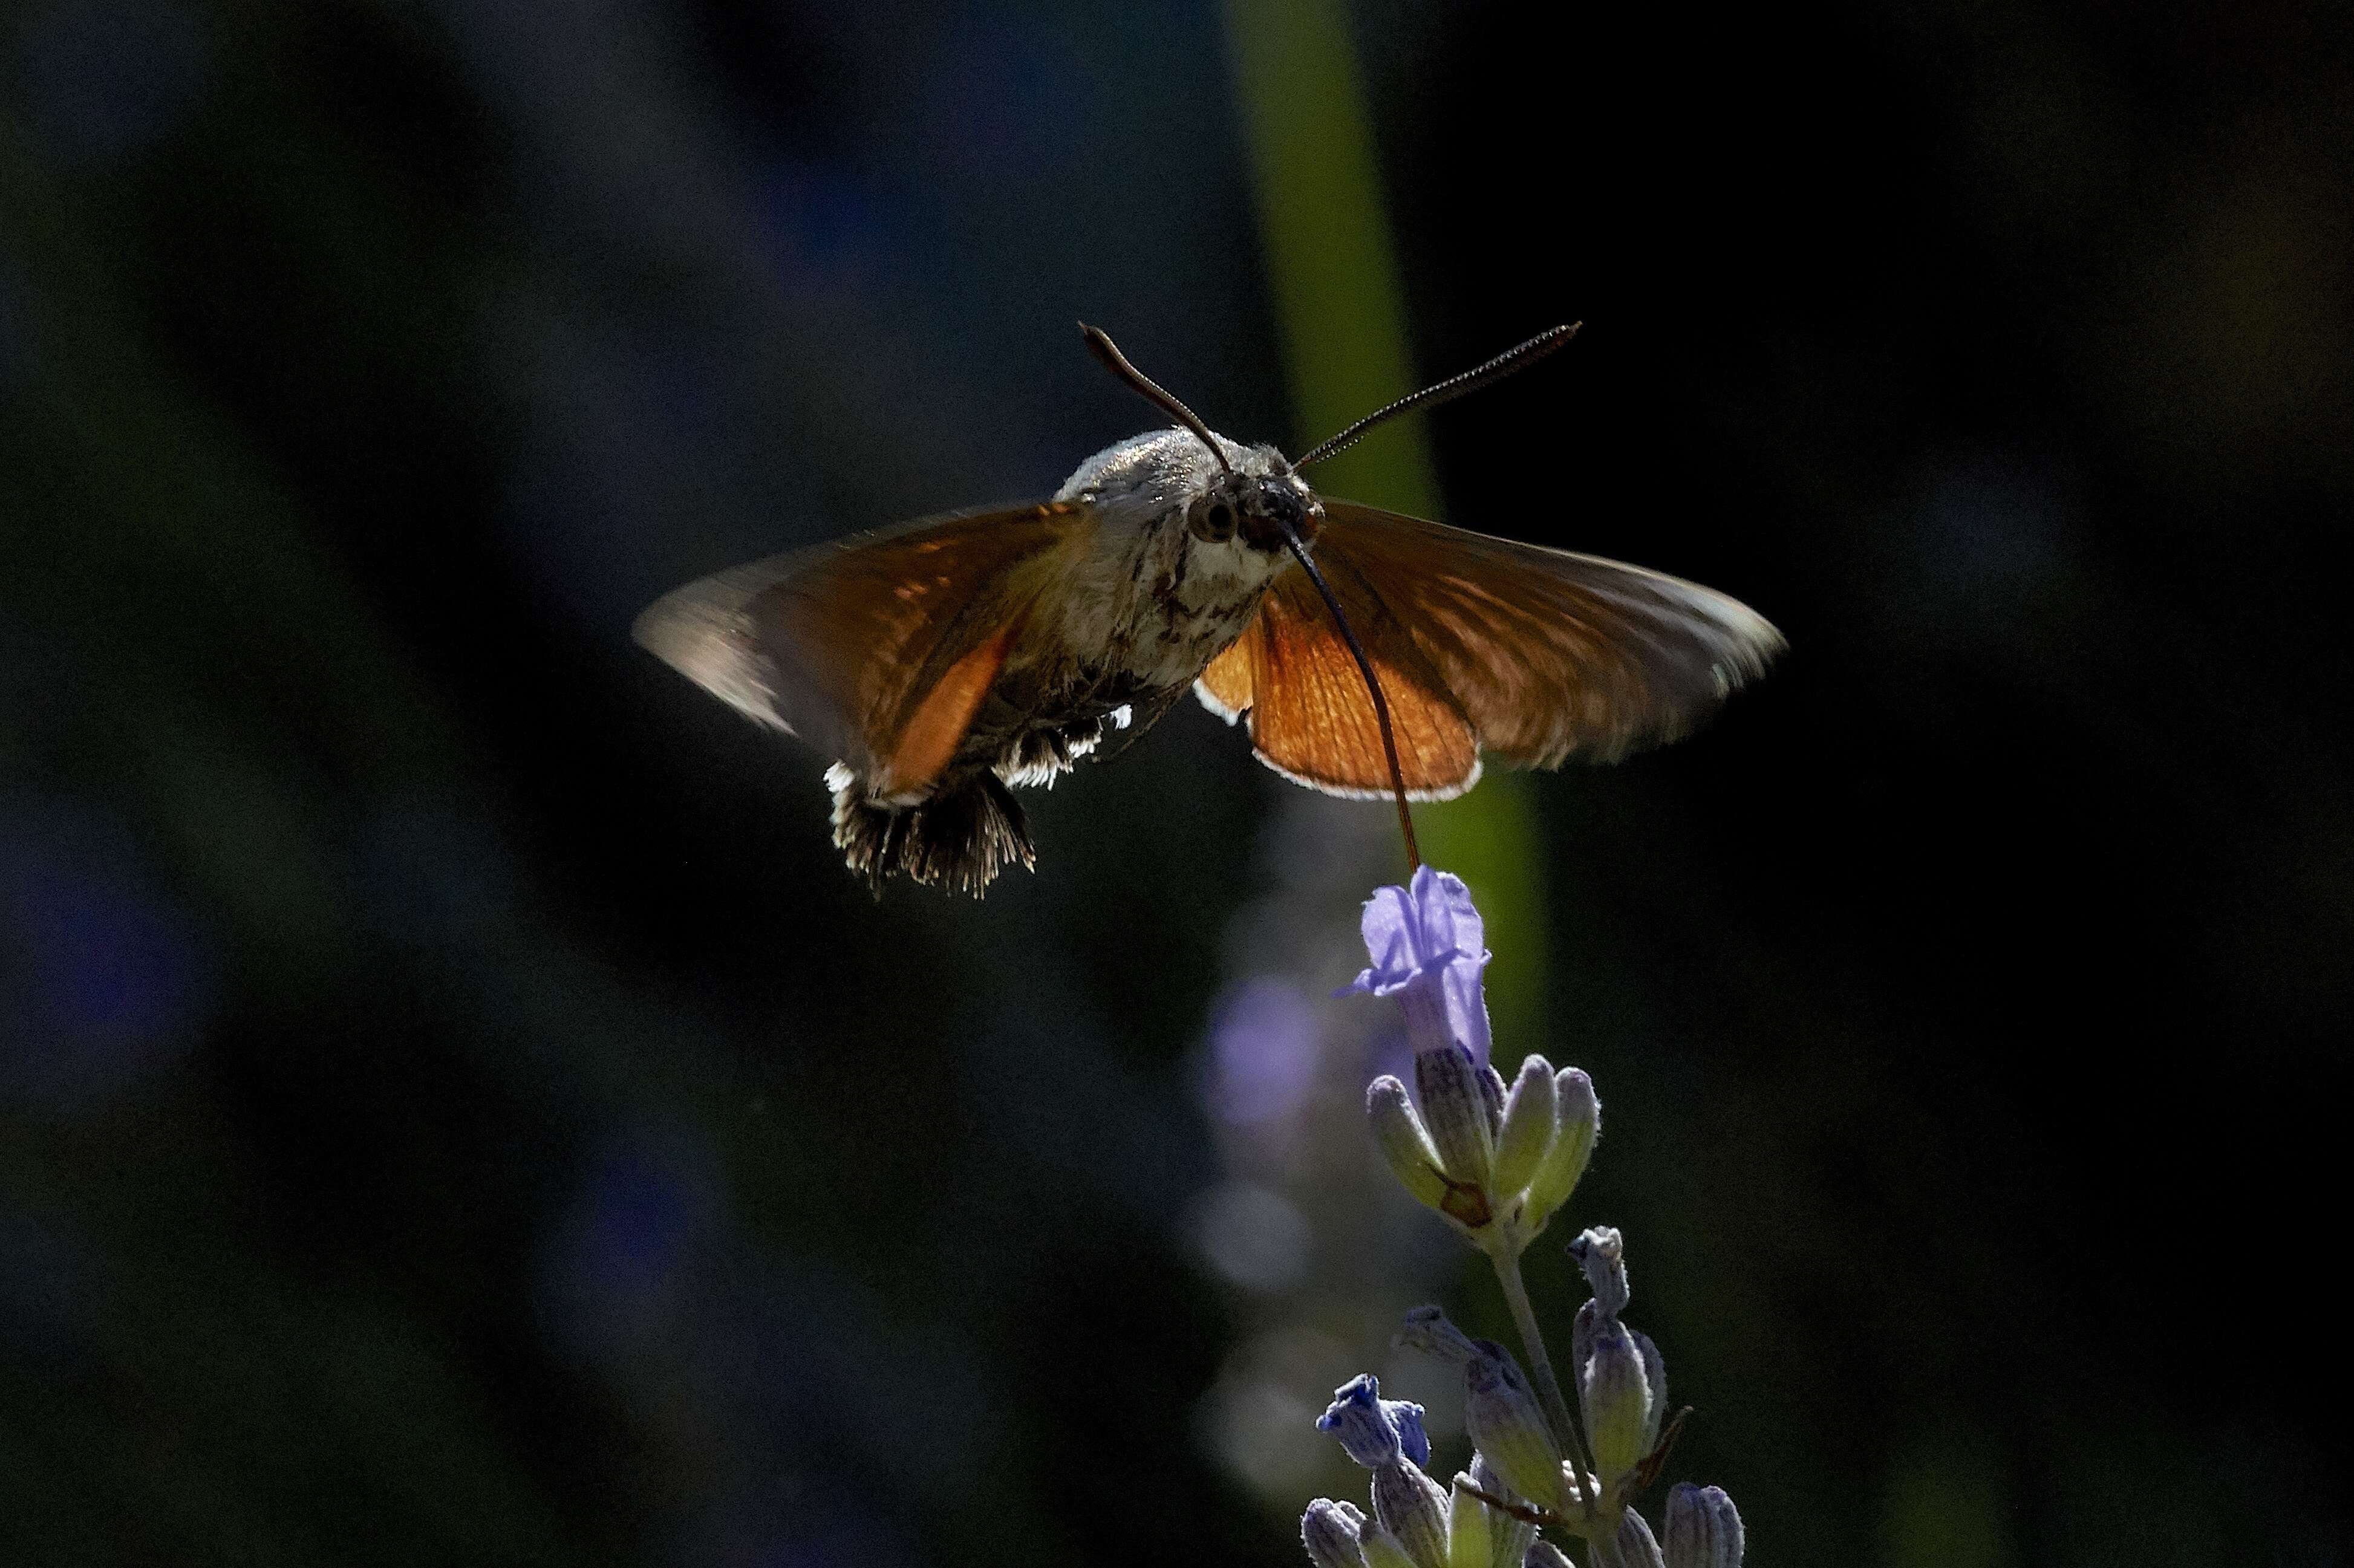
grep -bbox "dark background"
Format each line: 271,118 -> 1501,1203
4,1 -> 2349,1564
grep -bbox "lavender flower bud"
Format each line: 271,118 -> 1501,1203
1569,1227 -> 1630,1316
1319,1374 -> 1429,1469
1582,1319 -> 1656,1479
1602,1509 -> 1667,1568
1415,1044 -> 1496,1190
1524,1543 -> 1574,1568
1490,1056 -> 1557,1199
1479,1062 -> 1507,1139
1360,1527 -> 1421,1568
1467,1453 -> 1536,1568
1397,1305 -> 1481,1367
1302,1499 -> 1371,1568
1372,1461 -> 1452,1568
1522,1069 -> 1598,1225
1446,1472 -> 1491,1568
1462,1339 -> 1566,1514
1368,1077 -> 1453,1212
1634,1326 -> 1668,1452
1664,1484 -> 1744,1568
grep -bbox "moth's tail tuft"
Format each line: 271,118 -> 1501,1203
828,766 -> 1036,898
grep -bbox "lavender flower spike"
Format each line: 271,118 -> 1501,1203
1320,1374 -> 1432,1469
1344,866 -> 1493,1064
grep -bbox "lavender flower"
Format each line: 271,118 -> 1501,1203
1319,1374 -> 1432,1469
1313,1371 -> 1453,1568
1344,866 -> 1491,1064
1296,868 -> 1749,1568
1349,876 -> 1605,1252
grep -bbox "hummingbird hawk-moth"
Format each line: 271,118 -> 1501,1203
634,325 -> 1782,895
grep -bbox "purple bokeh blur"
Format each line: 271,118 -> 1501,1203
1,791 -> 213,1110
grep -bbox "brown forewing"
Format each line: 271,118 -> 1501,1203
1311,502 -> 1784,767
633,501 -> 1088,789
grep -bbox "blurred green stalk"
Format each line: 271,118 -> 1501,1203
1223,0 -> 1549,1035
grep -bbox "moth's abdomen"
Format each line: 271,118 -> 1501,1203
820,666 -> 1185,894
828,765 -> 1034,898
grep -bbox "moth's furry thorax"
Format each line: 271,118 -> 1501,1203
1047,427 -> 1316,691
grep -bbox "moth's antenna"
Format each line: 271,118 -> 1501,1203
1080,324 -> 1234,478
1270,518 -> 1423,876
1294,322 -> 1582,472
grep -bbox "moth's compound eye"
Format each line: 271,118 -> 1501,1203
1193,499 -> 1238,542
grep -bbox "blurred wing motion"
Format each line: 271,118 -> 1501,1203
633,502 -> 1087,794
1196,501 -> 1782,793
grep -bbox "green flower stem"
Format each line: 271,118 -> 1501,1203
1491,1243 -> 1600,1511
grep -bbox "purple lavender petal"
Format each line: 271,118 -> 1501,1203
1318,1373 -> 1398,1468
1386,1397 -> 1432,1468
1342,869 -> 1495,1062
1348,883 -> 1420,997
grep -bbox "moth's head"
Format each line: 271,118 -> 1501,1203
1188,467 -> 1323,553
